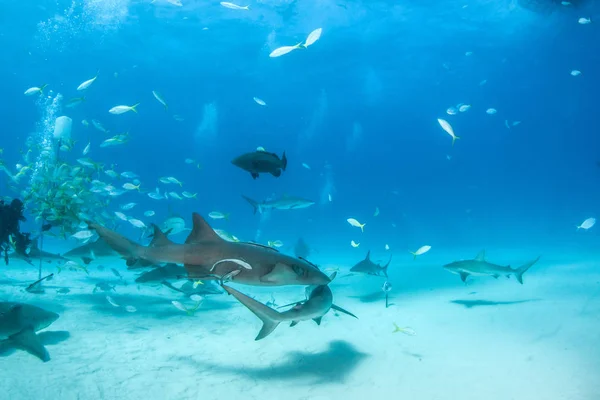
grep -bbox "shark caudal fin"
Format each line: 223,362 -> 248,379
222,284 -> 283,340
241,195 -> 261,214
281,151 -> 287,171
87,221 -> 144,267
514,256 -> 540,284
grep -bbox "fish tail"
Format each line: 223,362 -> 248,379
222,284 -> 282,340
131,103 -> 140,113
360,223 -> 366,232
409,251 -> 417,260
514,256 -> 540,284
39,84 -> 48,94
452,136 -> 460,146
383,254 -> 392,277
87,221 -> 146,267
281,151 -> 287,170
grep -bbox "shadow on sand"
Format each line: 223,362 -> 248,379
181,340 -> 368,384
349,291 -> 385,303
451,299 -> 540,308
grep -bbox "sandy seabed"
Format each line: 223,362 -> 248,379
2,248 -> 600,400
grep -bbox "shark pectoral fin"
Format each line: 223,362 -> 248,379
313,317 -> 323,325
260,263 -> 295,284
9,328 -> 50,362
459,272 -> 469,283
222,285 -> 282,340
270,169 -> 281,177
331,304 -> 358,319
251,172 -> 259,179
290,321 -> 299,327
81,256 -> 93,265
492,274 -> 499,279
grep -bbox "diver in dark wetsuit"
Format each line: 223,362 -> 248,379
0,198 -> 32,265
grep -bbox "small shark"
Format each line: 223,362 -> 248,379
88,212 -> 330,287
231,150 -> 287,179
223,274 -> 356,340
0,302 -> 60,362
12,238 -> 66,265
350,251 -> 392,277
242,195 -> 315,214
63,236 -> 119,265
162,280 -> 222,296
443,250 -> 540,284
135,263 -> 186,283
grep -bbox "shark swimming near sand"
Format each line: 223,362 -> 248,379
63,236 -> 119,265
443,250 -> 540,284
0,302 -> 60,362
87,212 -> 330,287
223,273 -> 356,340
350,251 -> 392,277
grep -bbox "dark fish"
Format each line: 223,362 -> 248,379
135,263 -> 186,283
231,150 -> 287,179
294,238 -> 311,259
350,251 -> 392,277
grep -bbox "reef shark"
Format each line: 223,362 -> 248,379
242,195 -> 315,214
0,302 -> 60,362
63,236 -> 119,265
11,238 -> 66,265
443,250 -> 540,284
87,212 -> 330,287
350,251 -> 392,277
223,273 -> 356,340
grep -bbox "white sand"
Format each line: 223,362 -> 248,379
2,250 -> 600,400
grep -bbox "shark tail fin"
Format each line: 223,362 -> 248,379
222,285 -> 282,340
514,256 -> 540,284
87,221 -> 145,267
241,195 -> 260,214
331,304 -> 358,319
281,151 -> 287,171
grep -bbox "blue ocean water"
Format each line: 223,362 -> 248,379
1,1 -> 600,399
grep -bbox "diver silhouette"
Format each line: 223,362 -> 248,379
0,198 -> 32,264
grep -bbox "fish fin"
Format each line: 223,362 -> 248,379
514,256 -> 540,284
251,172 -> 259,179
493,274 -> 499,279
270,169 -> 281,177
313,317 -> 322,325
150,224 -> 174,247
474,250 -> 485,261
242,195 -> 259,214
290,321 -> 299,327
130,103 -> 140,113
365,250 -> 371,261
222,285 -> 282,340
459,272 -> 469,283
409,251 -> 417,260
331,304 -> 358,319
81,256 -> 93,265
87,221 -> 144,265
281,151 -> 287,170
9,328 -> 50,362
185,213 -> 221,244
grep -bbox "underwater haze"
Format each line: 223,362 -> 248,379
1,0 -> 600,399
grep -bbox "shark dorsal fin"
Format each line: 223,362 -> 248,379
365,250 -> 371,261
475,250 -> 485,261
186,213 -> 221,244
150,224 -> 174,247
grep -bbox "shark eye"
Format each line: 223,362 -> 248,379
292,264 -> 304,276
